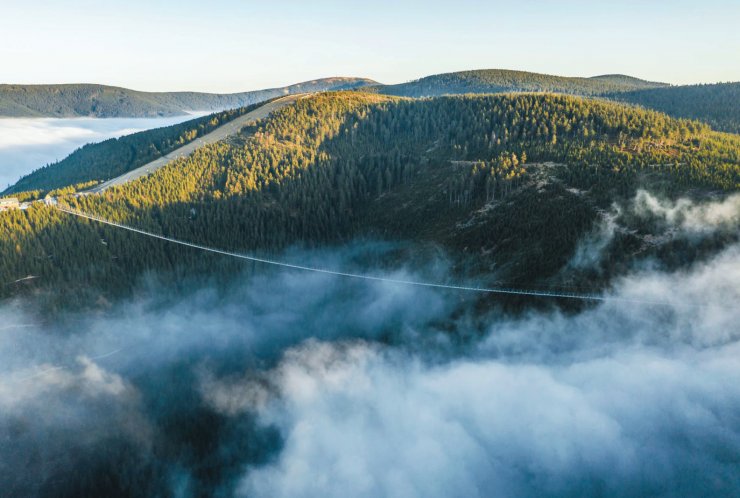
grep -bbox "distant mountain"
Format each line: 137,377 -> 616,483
372,69 -> 668,97
588,74 -> 667,89
0,77 -> 377,118
611,82 -> 740,134
370,70 -> 739,134
7,70 -> 737,136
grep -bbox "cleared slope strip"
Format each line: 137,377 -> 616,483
85,94 -> 305,193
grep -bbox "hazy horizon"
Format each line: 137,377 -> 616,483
1,68 -> 734,95
2,0 -> 738,93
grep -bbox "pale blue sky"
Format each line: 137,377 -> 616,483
1,0 -> 738,92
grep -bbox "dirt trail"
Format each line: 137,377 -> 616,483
85,94 -> 304,193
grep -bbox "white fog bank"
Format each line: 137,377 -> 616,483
0,114 -> 205,189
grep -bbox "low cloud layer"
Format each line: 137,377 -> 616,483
0,115 -> 199,188
569,190 -> 740,271
0,202 -> 739,496
0,250 -> 456,497
202,243 -> 740,498
228,339 -> 740,498
633,190 -> 740,233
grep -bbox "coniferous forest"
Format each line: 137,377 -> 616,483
4,103 -> 266,194
3,0 -> 740,493
0,78 -> 375,118
2,92 -> 738,309
611,82 -> 740,134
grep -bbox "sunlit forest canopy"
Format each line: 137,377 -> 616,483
2,92 -> 738,309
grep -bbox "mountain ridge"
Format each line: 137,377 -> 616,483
368,70 -> 739,133
4,69 -> 737,134
611,82 -> 740,134
2,91 -> 738,308
0,77 -> 377,118
372,69 -> 669,97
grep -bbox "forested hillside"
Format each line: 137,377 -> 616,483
373,69 -> 667,97
6,70 -> 737,137
370,70 -> 740,135
612,82 -> 740,134
0,77 -> 375,118
3,102 -> 267,194
2,92 -> 738,308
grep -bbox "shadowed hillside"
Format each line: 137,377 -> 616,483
2,92 -> 738,308
612,82 -> 740,133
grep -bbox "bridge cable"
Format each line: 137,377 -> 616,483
54,205 -> 712,308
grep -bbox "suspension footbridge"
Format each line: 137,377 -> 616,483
53,204 -> 702,308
